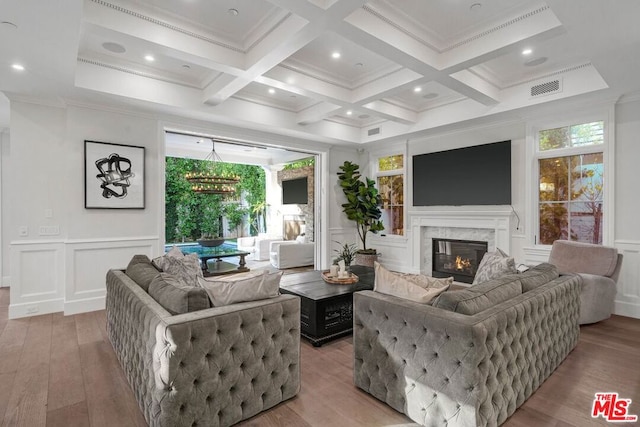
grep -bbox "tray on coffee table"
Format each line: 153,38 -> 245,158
321,271 -> 359,284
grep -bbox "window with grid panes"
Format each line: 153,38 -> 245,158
376,154 -> 404,236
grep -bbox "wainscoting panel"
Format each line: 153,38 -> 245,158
65,237 -> 159,315
9,241 -> 65,318
615,240 -> 640,319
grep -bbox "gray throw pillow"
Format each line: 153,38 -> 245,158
161,253 -> 203,287
148,273 -> 210,314
473,250 -> 516,284
198,270 -> 283,307
125,262 -> 160,292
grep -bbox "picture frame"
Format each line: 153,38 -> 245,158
84,140 -> 145,209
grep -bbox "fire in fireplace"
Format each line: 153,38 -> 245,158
432,238 -> 488,283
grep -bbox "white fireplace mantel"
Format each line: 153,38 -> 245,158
409,209 -> 513,274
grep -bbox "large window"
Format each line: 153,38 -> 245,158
376,154 -> 404,236
536,121 -> 604,244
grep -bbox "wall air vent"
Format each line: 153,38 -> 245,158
367,127 -> 380,136
530,79 -> 561,97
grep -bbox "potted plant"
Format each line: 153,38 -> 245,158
337,161 -> 384,266
333,241 -> 358,267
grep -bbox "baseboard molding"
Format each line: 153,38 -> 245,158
9,298 -> 64,319
64,296 -> 106,316
614,300 -> 640,320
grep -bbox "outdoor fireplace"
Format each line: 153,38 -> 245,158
432,238 -> 488,283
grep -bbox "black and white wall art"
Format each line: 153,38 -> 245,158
84,140 -> 145,209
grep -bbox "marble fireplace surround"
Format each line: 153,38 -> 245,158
410,209 -> 512,276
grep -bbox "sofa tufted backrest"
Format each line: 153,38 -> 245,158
432,275 -> 522,315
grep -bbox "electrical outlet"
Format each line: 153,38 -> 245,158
18,226 -> 28,237
44,209 -> 53,218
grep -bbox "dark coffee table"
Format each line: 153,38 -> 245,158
279,265 -> 374,346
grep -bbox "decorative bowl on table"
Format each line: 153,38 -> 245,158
321,271 -> 359,284
197,238 -> 225,247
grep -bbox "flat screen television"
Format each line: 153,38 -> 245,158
412,141 -> 511,206
282,177 -> 308,204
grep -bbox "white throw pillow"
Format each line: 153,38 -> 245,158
374,262 -> 450,304
295,235 -> 307,244
472,249 -> 516,285
198,270 -> 283,306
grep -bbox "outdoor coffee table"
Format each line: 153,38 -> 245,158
279,265 -> 374,346
178,244 -> 250,276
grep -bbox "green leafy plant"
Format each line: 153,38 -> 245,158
337,161 -> 384,253
333,241 -> 358,266
224,202 -> 249,237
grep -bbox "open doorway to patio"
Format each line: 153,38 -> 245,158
163,131 -> 318,273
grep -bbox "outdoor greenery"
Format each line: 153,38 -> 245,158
538,122 -> 604,244
165,157 -> 266,243
282,157 -> 314,170
337,160 -> 384,253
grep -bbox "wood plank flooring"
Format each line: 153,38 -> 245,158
0,286 -> 638,426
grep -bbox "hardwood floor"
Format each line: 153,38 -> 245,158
0,286 -> 638,426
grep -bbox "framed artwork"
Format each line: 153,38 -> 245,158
84,140 -> 145,209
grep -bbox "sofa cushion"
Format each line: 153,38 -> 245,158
198,270 -> 283,307
549,240 -> 619,277
433,275 -> 522,315
519,263 -> 559,292
152,245 -> 184,270
374,262 -> 451,304
125,257 -> 161,292
148,273 -> 211,314
161,253 -> 203,287
472,249 -> 516,284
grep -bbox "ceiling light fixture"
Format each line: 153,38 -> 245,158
355,62 -> 363,67
185,139 -> 239,195
470,3 -> 482,11
346,110 -> 353,115
331,52 -> 341,59
144,55 -> 155,62
522,48 -> 533,55
228,8 -> 239,16
268,88 -> 276,94
182,64 -> 191,69
11,63 -> 25,71
413,86 -> 422,93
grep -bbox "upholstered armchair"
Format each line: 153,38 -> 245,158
549,240 -> 623,324
269,240 -> 314,269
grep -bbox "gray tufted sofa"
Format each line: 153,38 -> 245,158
353,264 -> 582,427
105,267 -> 301,427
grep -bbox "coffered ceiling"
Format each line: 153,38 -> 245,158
1,0 -> 640,145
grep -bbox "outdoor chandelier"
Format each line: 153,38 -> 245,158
185,139 -> 239,195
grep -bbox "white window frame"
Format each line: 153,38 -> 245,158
525,106 -> 615,248
370,144 -> 407,238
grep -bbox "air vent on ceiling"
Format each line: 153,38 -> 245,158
530,79 -> 562,97
367,127 -> 380,136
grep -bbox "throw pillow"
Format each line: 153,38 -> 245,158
161,253 -> 203,287
295,235 -> 306,244
153,245 -> 184,271
198,270 -> 283,307
148,273 -> 211,314
125,262 -> 161,292
374,262 -> 450,304
472,250 -> 516,284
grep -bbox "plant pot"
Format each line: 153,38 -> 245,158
197,238 -> 225,247
354,252 -> 379,267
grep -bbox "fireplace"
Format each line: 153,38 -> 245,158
432,238 -> 488,283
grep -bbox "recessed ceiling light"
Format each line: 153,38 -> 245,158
422,92 -> 439,99
268,88 -> 276,94
346,110 -> 353,116
522,48 -> 533,55
355,62 -> 363,67
228,8 -> 239,16
102,42 -> 126,54
144,55 -> 155,62
413,86 -> 422,93
11,63 -> 24,71
331,52 -> 341,59
470,3 -> 482,11
182,64 -> 191,69
525,57 -> 548,67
